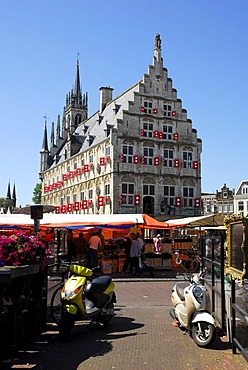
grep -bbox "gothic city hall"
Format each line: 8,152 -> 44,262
39,34 -> 202,219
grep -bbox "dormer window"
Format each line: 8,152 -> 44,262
113,104 -> 121,114
97,115 -> 104,124
104,123 -> 114,137
88,135 -> 95,146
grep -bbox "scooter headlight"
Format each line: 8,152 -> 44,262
61,285 -> 83,299
192,286 -> 203,303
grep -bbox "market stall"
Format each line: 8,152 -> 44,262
165,214 -> 225,269
0,213 -> 172,274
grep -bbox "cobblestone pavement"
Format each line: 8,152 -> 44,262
1,280 -> 247,370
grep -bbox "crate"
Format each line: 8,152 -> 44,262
101,261 -> 112,274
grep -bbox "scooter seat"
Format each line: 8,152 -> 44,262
86,276 -> 112,293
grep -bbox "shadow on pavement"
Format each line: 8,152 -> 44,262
1,314 -> 144,370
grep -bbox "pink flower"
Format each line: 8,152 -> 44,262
0,232 -> 52,267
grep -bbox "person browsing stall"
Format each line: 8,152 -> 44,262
75,232 -> 88,263
129,233 -> 141,275
88,231 -> 102,268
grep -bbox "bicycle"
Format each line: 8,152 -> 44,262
178,247 -> 201,273
50,254 -> 71,325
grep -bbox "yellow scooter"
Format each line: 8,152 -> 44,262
50,254 -> 116,340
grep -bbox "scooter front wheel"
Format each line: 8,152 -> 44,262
192,321 -> 216,347
59,310 -> 75,341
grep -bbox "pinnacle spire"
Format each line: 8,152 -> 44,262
42,116 -> 49,151
51,121 -> 55,146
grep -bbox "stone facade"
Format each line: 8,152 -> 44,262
39,34 -> 202,219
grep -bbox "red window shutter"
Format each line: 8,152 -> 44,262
172,111 -> 176,116
75,168 -> 81,176
44,186 -> 49,193
100,157 -> 105,166
140,129 -> 144,137
81,200 -> 88,209
48,185 -> 52,192
193,161 -> 199,169
194,198 -> 201,208
175,197 -> 182,207
159,131 -> 164,139
174,159 -> 180,168
173,133 -> 178,140
61,205 -> 67,214
153,108 -> 158,114
98,196 -> 105,207
154,157 -> 160,166
88,200 -> 93,207
134,195 -> 140,205
120,194 -> 125,204
67,203 -> 73,212
154,130 -> 159,138
57,181 -> 62,188
133,155 -> 139,164
52,183 -> 57,190
84,164 -> 89,172
55,206 -> 61,214
68,171 -> 74,178
74,201 -> 80,211
62,174 -> 68,181
105,196 -> 110,204
106,156 -> 110,163
141,106 -> 145,112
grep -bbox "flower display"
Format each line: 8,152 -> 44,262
0,232 -> 52,267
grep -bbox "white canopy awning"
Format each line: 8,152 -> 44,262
166,214 -> 225,228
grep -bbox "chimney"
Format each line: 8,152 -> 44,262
99,86 -> 114,113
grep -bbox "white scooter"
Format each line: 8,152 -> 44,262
170,258 -> 216,347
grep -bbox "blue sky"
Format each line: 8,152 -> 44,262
0,0 -> 247,207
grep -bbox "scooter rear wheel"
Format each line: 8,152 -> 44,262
96,302 -> 114,326
192,321 -> 216,347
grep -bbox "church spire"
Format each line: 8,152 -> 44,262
12,183 -> 16,207
73,54 -> 81,100
6,182 -> 11,199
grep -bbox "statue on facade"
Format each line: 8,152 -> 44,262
155,34 -> 161,48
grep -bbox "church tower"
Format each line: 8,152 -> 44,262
62,55 -> 88,137
39,56 -> 88,178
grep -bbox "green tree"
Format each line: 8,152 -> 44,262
0,198 -> 13,212
32,183 -> 42,204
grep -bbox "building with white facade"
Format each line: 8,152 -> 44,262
39,34 -> 202,219
234,180 -> 248,215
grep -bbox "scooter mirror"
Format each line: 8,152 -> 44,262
176,257 -> 182,265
